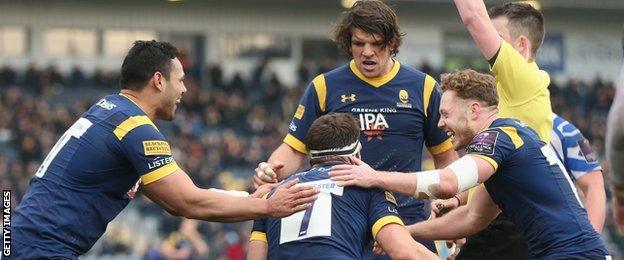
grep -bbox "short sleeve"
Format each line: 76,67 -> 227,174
284,75 -> 325,154
465,127 -> 521,171
120,124 -> 180,185
490,40 -> 550,106
423,79 -> 453,155
368,189 -> 403,239
250,218 -> 268,243
562,128 -> 602,180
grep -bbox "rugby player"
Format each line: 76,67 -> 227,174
11,40 -> 319,259
330,69 -> 609,259
252,1 -> 458,255
248,113 -> 436,260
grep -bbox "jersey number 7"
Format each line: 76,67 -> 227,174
279,189 -> 335,244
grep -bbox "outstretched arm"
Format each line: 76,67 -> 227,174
143,170 -> 318,222
330,155 -> 495,200
407,185 -> 500,241
453,0 -> 502,60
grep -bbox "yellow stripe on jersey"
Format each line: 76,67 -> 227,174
427,138 -> 453,155
491,40 -> 552,142
471,154 -> 499,171
249,231 -> 268,243
114,115 -> 158,140
284,134 -> 308,154
312,75 -> 327,112
497,126 -> 524,149
422,74 -> 437,117
349,59 -> 401,88
371,215 -> 404,239
141,162 -> 180,185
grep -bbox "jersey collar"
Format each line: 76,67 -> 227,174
349,59 -> 400,88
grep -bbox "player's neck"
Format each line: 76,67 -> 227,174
119,89 -> 158,122
476,110 -> 499,132
311,157 -> 350,167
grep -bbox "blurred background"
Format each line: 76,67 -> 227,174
0,0 -> 622,259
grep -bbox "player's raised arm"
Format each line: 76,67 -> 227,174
453,0 -> 502,60
142,170 -> 319,222
407,185 -> 500,241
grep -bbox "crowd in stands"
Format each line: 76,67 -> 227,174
0,60 -> 620,259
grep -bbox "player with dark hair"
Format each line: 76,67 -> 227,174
252,1 -> 458,256
247,113 -> 437,260
11,40 -> 319,259
329,69 -> 609,259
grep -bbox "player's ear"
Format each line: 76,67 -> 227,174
516,35 -> 531,59
152,71 -> 165,92
470,102 -> 480,119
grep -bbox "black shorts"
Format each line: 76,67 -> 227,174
457,214 -> 531,260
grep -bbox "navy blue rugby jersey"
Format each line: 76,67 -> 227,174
12,94 -> 180,257
285,60 -> 452,218
250,163 -> 403,260
466,118 -> 607,259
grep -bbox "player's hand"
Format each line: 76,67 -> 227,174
267,178 -> 319,218
250,182 -> 279,198
613,197 -> 624,234
253,161 -> 282,188
445,238 -> 465,260
431,197 -> 460,218
372,241 -> 386,255
329,156 -> 378,188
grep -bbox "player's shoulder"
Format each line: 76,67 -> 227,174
477,118 -> 529,147
320,62 -> 351,82
97,95 -> 161,142
551,114 -> 581,137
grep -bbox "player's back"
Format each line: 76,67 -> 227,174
251,162 -> 401,259
474,118 -> 607,258
13,94 -> 161,257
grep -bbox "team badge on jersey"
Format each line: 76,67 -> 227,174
341,94 -> 357,103
397,89 -> 412,108
466,131 -> 499,155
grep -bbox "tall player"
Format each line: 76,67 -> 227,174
247,113 -> 437,260
330,69 -> 609,259
253,0 -> 458,255
11,41 -> 319,259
